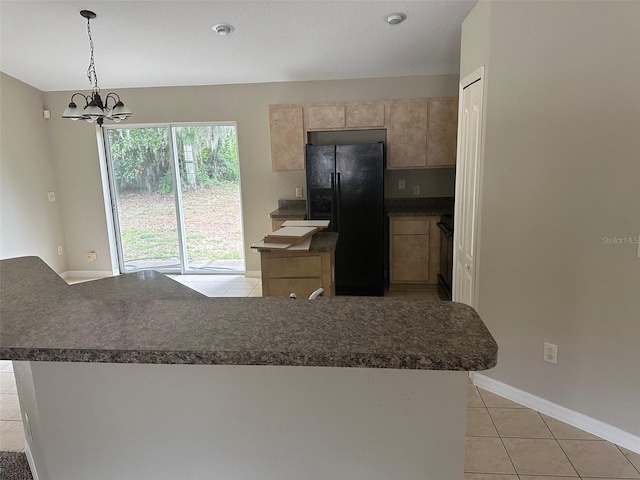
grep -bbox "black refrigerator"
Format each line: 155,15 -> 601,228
305,143 -> 385,296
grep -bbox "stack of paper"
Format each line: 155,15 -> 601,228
251,220 -> 330,252
264,226 -> 319,244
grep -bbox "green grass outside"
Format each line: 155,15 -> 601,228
117,182 -> 243,262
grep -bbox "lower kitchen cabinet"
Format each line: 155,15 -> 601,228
389,216 -> 441,288
260,250 -> 334,298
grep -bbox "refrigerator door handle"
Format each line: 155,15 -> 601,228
336,172 -> 341,231
330,173 -> 336,230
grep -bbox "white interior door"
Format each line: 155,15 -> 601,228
453,67 -> 485,307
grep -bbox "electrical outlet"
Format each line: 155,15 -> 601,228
544,342 -> 558,364
57,245 -> 64,255
398,179 -> 406,190
47,191 -> 56,202
295,187 -> 303,198
413,185 -> 420,196
86,251 -> 97,262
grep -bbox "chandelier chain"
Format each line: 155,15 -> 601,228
85,16 -> 99,93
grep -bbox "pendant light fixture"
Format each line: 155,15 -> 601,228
62,10 -> 132,125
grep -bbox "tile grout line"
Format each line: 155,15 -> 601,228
539,407 -> 640,479
485,394 -> 521,477
536,410 -> 583,478
554,437 -> 586,479
614,443 -> 640,477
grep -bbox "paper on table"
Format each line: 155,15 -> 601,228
284,237 -> 311,251
281,220 -> 330,228
264,226 -> 320,244
250,241 -> 292,250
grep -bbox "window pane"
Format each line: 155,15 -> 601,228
173,125 -> 244,272
106,127 -> 181,271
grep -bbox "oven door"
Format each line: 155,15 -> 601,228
437,221 -> 454,301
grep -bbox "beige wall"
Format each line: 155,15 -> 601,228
42,75 -> 458,272
462,1 -> 640,435
460,0 -> 491,81
0,73 -> 66,272
385,168 -> 455,198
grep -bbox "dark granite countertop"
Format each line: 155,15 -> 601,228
269,199 -> 307,219
72,270 -> 206,300
385,197 -> 454,217
269,198 -> 455,218
0,256 -> 497,371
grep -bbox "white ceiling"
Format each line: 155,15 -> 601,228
0,1 -> 476,92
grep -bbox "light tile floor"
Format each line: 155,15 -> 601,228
2,276 -> 639,480
465,383 -> 640,479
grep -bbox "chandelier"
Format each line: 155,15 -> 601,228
62,10 -> 132,125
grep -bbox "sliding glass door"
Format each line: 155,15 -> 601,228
104,123 -> 244,274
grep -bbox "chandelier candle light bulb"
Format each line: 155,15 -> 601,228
62,10 -> 132,125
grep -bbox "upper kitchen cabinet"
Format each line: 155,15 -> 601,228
426,98 -> 458,167
345,102 -> 385,128
269,105 -> 305,171
307,105 -> 346,130
305,101 -> 385,130
387,99 -> 429,168
269,97 -> 457,171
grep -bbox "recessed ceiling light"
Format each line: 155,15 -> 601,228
385,13 -> 406,25
212,23 -> 234,36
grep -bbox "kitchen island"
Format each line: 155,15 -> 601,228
257,232 -> 337,298
0,256 -> 497,480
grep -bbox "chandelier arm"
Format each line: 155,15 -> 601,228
70,92 -> 91,107
104,92 -> 121,109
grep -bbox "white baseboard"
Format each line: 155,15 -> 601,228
24,441 -> 40,480
60,270 -> 114,284
471,372 -> 640,454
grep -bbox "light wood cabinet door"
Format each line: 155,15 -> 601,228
268,278 -> 324,298
387,99 -> 428,169
269,105 -> 305,171
345,102 -> 385,128
391,235 -> 430,283
427,98 -> 459,167
268,256 -> 322,278
307,105 -> 346,130
392,218 -> 430,235
390,217 -> 431,284
261,250 -> 335,298
389,216 -> 442,286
